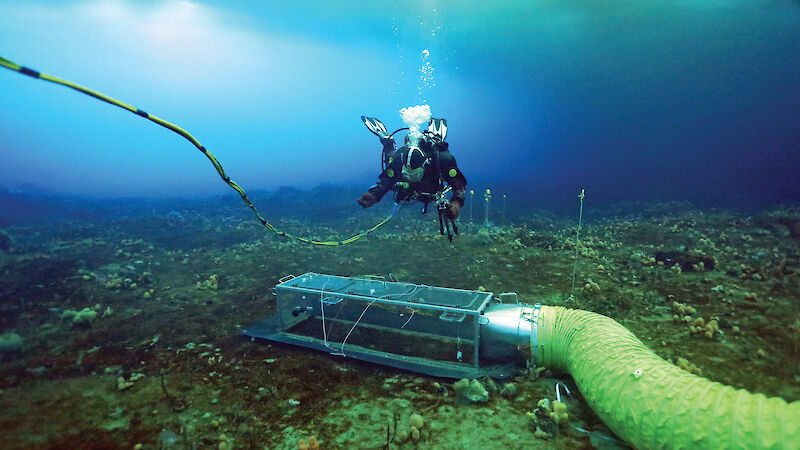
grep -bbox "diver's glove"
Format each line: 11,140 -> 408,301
445,202 -> 461,219
358,192 -> 378,208
423,133 -> 447,152
426,132 -> 442,144
380,135 -> 395,151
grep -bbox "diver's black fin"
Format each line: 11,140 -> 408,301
361,116 -> 390,139
428,118 -> 447,140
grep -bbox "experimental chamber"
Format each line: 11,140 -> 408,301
243,272 -> 539,378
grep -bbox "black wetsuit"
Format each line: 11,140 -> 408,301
367,134 -> 467,208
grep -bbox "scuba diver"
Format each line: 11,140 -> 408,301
357,116 -> 467,241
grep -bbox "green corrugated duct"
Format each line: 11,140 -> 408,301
533,305 -> 800,449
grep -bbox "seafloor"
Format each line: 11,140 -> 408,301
1,189 -> 798,449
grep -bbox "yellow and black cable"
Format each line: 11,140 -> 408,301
0,55 -> 395,246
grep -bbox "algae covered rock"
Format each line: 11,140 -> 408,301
453,378 -> 489,403
500,382 -> 517,398
474,228 -> 493,245
0,332 -> 23,354
61,307 -> 98,327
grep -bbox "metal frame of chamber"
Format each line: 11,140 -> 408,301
243,272 -> 522,378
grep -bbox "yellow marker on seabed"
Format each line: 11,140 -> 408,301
484,188 -> 492,225
570,187 -> 586,298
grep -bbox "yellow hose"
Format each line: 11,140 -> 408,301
534,305 -> 800,449
0,55 -> 395,246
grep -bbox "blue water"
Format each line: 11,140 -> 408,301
1,0 -> 799,210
